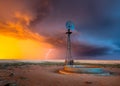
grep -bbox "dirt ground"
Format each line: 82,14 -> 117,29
0,65 -> 120,86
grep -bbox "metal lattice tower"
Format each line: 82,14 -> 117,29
65,21 -> 74,65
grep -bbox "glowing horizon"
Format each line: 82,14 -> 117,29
0,35 -> 53,60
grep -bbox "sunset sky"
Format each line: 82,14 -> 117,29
0,0 -> 120,60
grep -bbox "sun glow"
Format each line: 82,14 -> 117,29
0,35 -> 52,60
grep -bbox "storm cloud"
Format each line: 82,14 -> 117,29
0,0 -> 120,60
39,0 -> 120,59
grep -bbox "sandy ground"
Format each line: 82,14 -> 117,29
0,65 -> 120,86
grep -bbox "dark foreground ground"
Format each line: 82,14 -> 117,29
0,62 -> 120,86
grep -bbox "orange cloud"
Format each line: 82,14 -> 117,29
0,0 -> 55,60
0,11 -> 53,60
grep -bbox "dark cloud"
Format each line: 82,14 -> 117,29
43,0 -> 120,59
29,0 -> 52,26
44,0 -> 120,59
73,43 -> 111,57
45,33 -> 66,48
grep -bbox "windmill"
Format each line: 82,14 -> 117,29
59,21 -> 110,75
65,21 -> 75,65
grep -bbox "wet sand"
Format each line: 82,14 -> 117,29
0,65 -> 120,86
